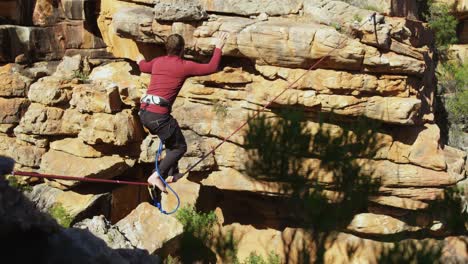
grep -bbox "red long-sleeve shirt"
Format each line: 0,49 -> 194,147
139,48 -> 222,114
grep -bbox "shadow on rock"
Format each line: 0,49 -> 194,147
0,156 -> 160,264
243,109 -> 383,263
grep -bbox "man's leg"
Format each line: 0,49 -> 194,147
158,118 -> 187,181
139,110 -> 171,192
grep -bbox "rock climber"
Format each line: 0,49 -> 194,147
136,32 -> 228,193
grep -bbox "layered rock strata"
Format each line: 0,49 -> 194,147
0,0 -> 466,263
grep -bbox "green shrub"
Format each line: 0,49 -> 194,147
437,61 -> 467,147
164,255 -> 181,264
438,61 -> 468,146
176,206 -> 217,240
437,61 -> 468,94
425,1 -> 458,51
378,239 -> 443,264
48,203 -> 73,228
241,251 -> 281,264
446,88 -> 468,125
72,69 -> 89,82
352,13 -> 363,23
7,176 -> 33,193
330,22 -> 342,32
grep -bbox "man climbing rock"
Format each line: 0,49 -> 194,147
136,32 -> 228,193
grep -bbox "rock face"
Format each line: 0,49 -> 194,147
40,150 -> 130,188
26,183 -> 111,223
0,0 -> 467,263
0,157 -> 158,264
116,202 -> 184,254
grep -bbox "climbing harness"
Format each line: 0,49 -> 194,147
12,13 -> 377,215
140,93 -> 171,107
147,140 -> 181,215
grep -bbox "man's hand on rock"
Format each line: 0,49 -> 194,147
215,32 -> 229,50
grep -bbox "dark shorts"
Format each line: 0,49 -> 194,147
138,110 -> 187,151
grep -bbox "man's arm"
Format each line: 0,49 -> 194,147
184,32 -> 228,76
137,54 -> 154,73
184,48 -> 222,76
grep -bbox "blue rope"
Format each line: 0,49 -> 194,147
151,140 -> 181,215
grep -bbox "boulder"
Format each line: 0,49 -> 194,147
72,215 -> 162,263
74,215 -> 133,249
50,138 -> 104,158
443,145 -> 467,180
307,159 -> 462,188
0,201 -> 147,264
15,103 -> 65,135
316,95 -> 421,125
323,232 -> 462,264
14,133 -> 49,148
89,61 -> 144,107
39,150 -> 130,188
449,44 -> 468,63
0,64 -> 32,97
407,124 -> 447,170
32,0 -> 62,26
369,196 -> 429,210
112,6 -> 155,43
363,49 -> 426,76
255,66 -> 415,97
0,97 -> 30,124
139,134 -> 161,163
0,22 -> 105,63
153,1 -> 208,22
201,168 -> 283,193
97,0 -> 160,60
20,61 -> 60,80
70,83 -> 123,113
238,21 -> 364,70
61,0 -> 98,20
0,26 -> 34,62
198,0 -> 302,16
347,213 -> 421,235
303,0 -> 375,25
364,160 -> 463,187
193,67 -> 253,85
27,76 -> 74,106
161,177 -> 200,213
214,223 -> 312,263
116,202 -> 184,254
8,140 -> 47,168
61,108 -> 90,135
26,184 -> 111,224
56,21 -> 107,50
178,129 -> 216,171
172,100 -> 248,144
0,134 -> 16,157
53,55 -> 82,79
378,187 -> 445,201
111,9 -> 429,73
0,124 -> 16,134
79,109 -> 144,146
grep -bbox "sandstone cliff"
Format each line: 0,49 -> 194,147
0,0 -> 466,263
